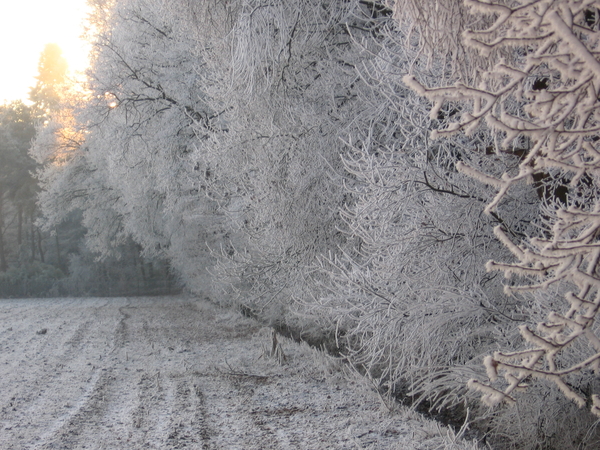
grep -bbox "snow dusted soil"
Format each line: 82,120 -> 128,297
0,296 -> 479,449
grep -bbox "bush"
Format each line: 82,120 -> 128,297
0,262 -> 64,298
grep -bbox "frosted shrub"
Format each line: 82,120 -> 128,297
312,20 -> 540,415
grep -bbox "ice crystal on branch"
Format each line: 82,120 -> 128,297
406,0 -> 600,416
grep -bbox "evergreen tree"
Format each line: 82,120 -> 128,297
29,43 -> 68,118
0,102 -> 37,271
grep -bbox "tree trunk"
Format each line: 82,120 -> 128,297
37,228 -> 45,263
17,205 -> 22,246
0,192 -> 7,272
30,213 -> 36,262
0,233 -> 6,272
55,229 -> 63,272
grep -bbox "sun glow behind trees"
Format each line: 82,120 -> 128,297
0,0 -> 90,103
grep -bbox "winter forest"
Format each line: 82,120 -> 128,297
2,0 -> 600,447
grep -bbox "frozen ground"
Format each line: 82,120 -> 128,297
0,296 -> 480,449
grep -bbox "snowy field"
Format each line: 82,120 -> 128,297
0,296 -> 479,449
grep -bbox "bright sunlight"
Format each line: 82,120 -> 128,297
0,0 -> 90,103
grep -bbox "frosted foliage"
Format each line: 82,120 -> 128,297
30,87 -> 132,259
193,0 -> 369,314
32,0 -> 231,278
311,24 -> 540,414
388,0 -> 467,66
80,0 -> 235,284
406,0 -> 600,417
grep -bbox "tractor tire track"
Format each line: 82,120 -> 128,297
0,296 -> 479,450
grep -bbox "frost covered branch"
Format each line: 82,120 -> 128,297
406,0 -> 600,416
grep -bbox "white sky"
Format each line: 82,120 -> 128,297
0,0 -> 90,104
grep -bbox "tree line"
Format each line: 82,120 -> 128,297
0,43 -> 177,297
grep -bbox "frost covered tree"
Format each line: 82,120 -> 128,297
190,0 -> 390,319
77,0 -> 235,289
0,102 -> 37,272
31,0 -> 203,293
29,43 -> 68,119
403,0 -> 600,421
39,1 -> 216,264
304,14 -> 541,419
